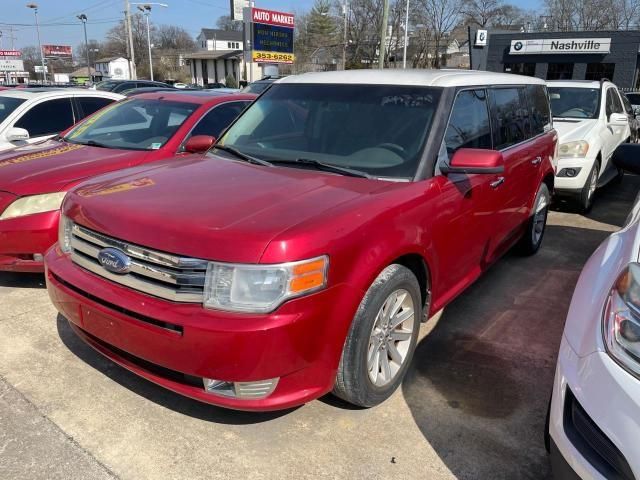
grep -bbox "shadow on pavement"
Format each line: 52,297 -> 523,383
401,173 -> 640,479
0,272 -> 45,289
55,314 -> 297,425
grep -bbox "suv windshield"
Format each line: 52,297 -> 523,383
219,84 -> 441,178
549,87 -> 600,119
0,96 -> 26,124
64,98 -> 198,150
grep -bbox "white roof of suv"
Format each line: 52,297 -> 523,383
277,69 -> 546,87
0,88 -> 123,101
547,80 -> 610,89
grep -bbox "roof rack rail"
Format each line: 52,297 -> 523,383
600,77 -> 611,84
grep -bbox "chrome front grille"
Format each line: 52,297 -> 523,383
70,224 -> 208,303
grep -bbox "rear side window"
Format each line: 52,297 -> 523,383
189,101 -> 250,140
620,91 -> 634,114
489,87 -> 527,150
443,89 -> 492,158
15,98 -> 74,137
606,88 -> 623,116
527,84 -> 551,135
77,96 -> 115,118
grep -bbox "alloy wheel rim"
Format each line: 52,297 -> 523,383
367,289 -> 415,387
588,169 -> 597,200
532,193 -> 548,245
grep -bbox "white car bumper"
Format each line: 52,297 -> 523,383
554,157 -> 597,193
549,335 -> 640,480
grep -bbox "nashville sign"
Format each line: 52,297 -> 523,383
510,38 -> 611,55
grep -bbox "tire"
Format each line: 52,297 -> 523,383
333,264 -> 423,407
517,183 -> 550,256
579,161 -> 599,213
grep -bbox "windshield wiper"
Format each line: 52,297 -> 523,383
213,145 -> 273,167
74,140 -> 111,148
272,158 -> 373,179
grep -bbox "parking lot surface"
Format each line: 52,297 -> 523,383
1,176 -> 637,480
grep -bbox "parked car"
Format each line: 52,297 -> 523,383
241,76 -> 286,95
0,91 -> 254,272
621,90 -> 640,143
121,87 -> 179,96
95,80 -> 171,94
548,80 -> 631,211
546,143 -> 640,480
45,70 -> 556,411
0,88 -> 123,153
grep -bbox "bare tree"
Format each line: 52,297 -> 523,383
155,25 -> 196,50
415,0 -> 463,68
462,0 -> 503,27
216,15 -> 243,31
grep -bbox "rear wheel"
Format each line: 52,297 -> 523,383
333,264 -> 423,407
579,161 -> 599,213
517,183 -> 550,256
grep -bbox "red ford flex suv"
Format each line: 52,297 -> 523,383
46,70 -> 556,411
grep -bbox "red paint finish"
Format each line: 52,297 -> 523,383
45,126 -> 555,410
0,93 -> 255,272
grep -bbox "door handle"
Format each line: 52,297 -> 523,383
531,156 -> 542,165
490,177 -> 505,188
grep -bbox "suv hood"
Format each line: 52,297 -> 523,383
65,154 -> 388,263
553,118 -> 598,143
0,140 -> 150,196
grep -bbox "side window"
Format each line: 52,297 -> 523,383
606,88 -> 623,116
15,98 -> 74,137
443,89 -> 492,159
620,91 -> 633,115
527,84 -> 551,136
489,87 -> 527,150
189,101 -> 250,140
77,97 -> 115,118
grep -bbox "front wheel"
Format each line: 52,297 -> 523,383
517,183 -> 550,256
579,162 -> 599,213
333,264 -> 423,407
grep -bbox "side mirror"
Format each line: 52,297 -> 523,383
612,143 -> 640,175
441,148 -> 505,175
609,113 -> 629,127
6,127 -> 29,142
184,135 -> 215,153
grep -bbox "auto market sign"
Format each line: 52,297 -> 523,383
249,7 -> 295,64
510,38 -> 611,55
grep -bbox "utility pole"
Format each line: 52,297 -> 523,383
378,0 -> 389,69
78,14 -> 91,83
402,0 -> 409,68
341,2 -> 348,70
125,0 -> 136,79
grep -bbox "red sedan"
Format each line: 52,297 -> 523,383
0,91 -> 254,272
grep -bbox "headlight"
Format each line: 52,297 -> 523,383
58,214 -> 73,254
203,256 -> 328,313
0,192 -> 66,220
558,140 -> 589,158
603,263 -> 640,378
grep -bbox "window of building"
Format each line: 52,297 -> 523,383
547,63 -> 574,80
585,63 -> 615,81
443,89 -> 492,158
504,63 -> 536,76
489,87 -> 528,149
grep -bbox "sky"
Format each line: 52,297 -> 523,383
2,0 -> 541,52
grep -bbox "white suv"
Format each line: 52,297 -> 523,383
548,80 -> 630,211
0,88 -> 123,153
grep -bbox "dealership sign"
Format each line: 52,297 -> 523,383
0,60 -> 24,72
43,44 -> 72,57
245,7 -> 295,64
0,50 -> 21,57
510,38 -> 611,55
229,0 -> 249,21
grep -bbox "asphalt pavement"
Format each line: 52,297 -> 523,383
1,175 -> 637,480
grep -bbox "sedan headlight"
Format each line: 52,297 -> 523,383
603,263 -> 640,378
558,140 -> 589,158
0,192 -> 66,220
203,256 -> 328,313
58,214 -> 73,254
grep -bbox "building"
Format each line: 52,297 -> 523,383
93,57 -> 131,81
185,28 -> 261,86
69,66 -> 96,85
470,29 -> 640,89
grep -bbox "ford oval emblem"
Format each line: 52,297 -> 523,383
97,248 -> 131,275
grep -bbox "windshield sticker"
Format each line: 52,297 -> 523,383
150,142 -> 162,150
0,144 -> 84,169
76,177 -> 155,198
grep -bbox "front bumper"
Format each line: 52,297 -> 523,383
549,335 -> 640,480
45,246 -> 363,411
554,157 -> 596,194
0,210 -> 59,272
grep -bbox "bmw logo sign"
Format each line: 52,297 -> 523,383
514,41 -> 524,51
97,247 -> 131,275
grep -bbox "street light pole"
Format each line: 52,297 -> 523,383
132,3 -> 168,81
402,0 -> 410,69
78,14 -> 91,83
27,3 -> 47,83
341,2 -> 348,70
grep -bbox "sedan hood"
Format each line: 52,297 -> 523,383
553,119 -> 598,143
0,140 -> 150,196
65,155 -> 388,263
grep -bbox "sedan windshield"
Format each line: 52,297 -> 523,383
219,84 -> 441,178
0,96 -> 26,124
549,87 -> 600,119
64,98 -> 198,150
